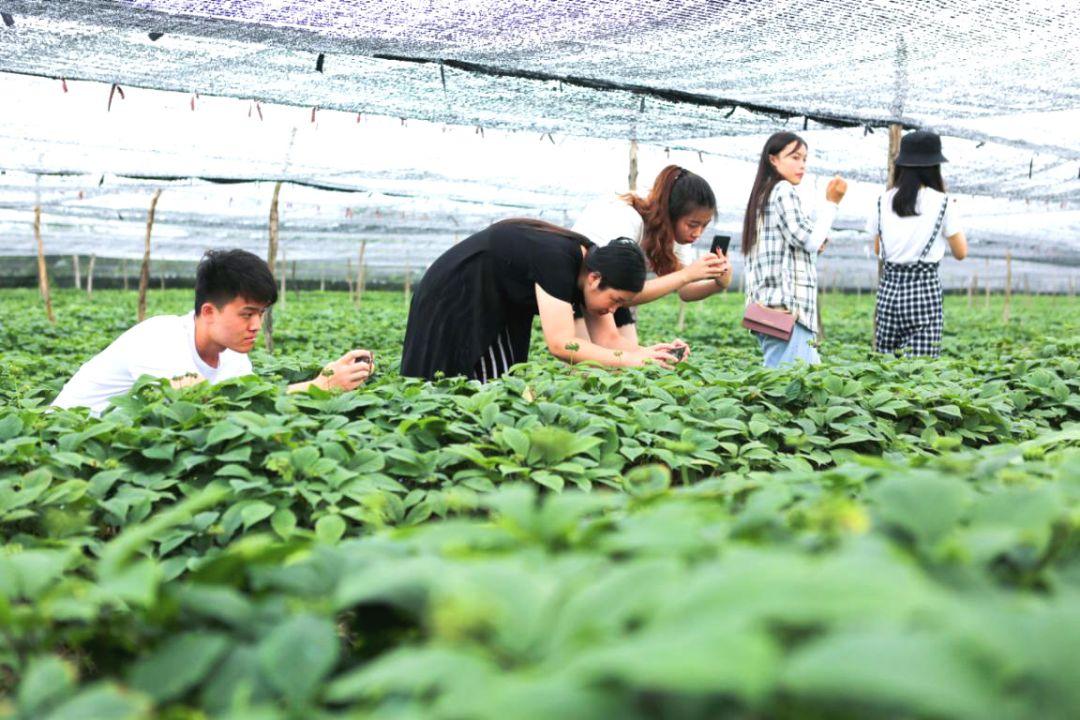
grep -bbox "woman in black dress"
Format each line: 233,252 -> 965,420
401,219 -> 683,381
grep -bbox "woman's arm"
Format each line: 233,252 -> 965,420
774,179 -> 844,253
535,285 -> 674,367
946,231 -> 968,260
627,253 -> 727,306
677,252 -> 732,301
583,310 -> 639,351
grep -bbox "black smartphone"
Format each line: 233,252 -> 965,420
672,346 -> 686,361
710,234 -> 731,256
355,355 -> 371,365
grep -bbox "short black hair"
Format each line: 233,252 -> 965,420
194,249 -> 278,315
585,238 -> 647,293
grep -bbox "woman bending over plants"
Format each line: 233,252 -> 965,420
400,219 -> 683,382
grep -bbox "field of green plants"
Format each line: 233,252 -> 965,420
2,286 -> 1079,719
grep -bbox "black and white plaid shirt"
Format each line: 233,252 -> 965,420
744,181 -> 834,334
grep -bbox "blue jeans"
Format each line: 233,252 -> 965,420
756,322 -> 820,368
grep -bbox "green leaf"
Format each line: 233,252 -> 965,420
782,630 -> 1006,719
206,421 -> 244,446
258,614 -> 340,706
128,631 -> 230,702
18,655 -> 76,716
241,500 -> 276,530
42,683 -> 151,720
315,514 -> 347,543
271,507 -> 298,539
501,427 -> 530,458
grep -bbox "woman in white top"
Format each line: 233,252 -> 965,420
572,165 -> 732,348
867,130 -> 968,357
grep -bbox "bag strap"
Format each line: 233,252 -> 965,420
917,195 -> 949,262
877,195 -> 886,259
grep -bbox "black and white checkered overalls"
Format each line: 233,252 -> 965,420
874,195 -> 949,358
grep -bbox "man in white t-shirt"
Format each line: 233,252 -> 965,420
53,249 -> 374,415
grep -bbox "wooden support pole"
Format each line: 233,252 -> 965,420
403,258 -> 412,309
34,206 -> 55,324
355,239 -> 367,309
291,259 -> 298,301
1003,250 -> 1012,323
874,123 -> 903,339
628,139 -> 639,193
319,266 -> 325,292
346,257 -> 355,301
72,254 -> 82,290
122,258 -> 129,290
159,270 -> 165,292
264,181 -> 282,353
86,254 -> 96,300
968,273 -> 976,308
137,189 -> 162,323
676,299 -> 687,332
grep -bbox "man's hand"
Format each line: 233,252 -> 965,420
169,373 -> 206,389
316,350 -> 374,391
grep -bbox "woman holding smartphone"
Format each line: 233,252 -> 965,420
400,219 -> 681,382
867,130 -> 967,357
741,132 -> 847,367
571,165 -> 733,347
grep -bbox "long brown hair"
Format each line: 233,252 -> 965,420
741,132 -> 806,255
623,165 -> 716,276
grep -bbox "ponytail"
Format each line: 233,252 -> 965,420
623,165 -> 716,276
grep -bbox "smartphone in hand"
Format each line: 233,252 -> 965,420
672,346 -> 686,361
710,234 -> 731,256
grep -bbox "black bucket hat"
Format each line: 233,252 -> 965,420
895,130 -> 948,167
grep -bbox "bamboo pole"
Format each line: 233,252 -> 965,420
1003,250 -> 1012,323
86,254 -> 96,300
291,259 -> 298,301
355,239 -> 367,308
319,266 -> 326,292
968,273 -> 976,308
34,206 -> 55,324
403,258 -> 412,309
628,139 -> 639,193
137,189 -> 162,322
72,254 -> 82,290
122,258 -> 129,290
264,181 -> 282,353
345,257 -> 355,301
159,270 -> 165,291
676,299 -> 687,332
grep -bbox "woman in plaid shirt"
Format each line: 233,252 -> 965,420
741,132 -> 847,367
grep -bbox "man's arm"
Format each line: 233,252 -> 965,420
287,350 -> 373,393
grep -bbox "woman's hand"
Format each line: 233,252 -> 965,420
682,252 -> 728,284
317,350 -> 374,391
712,252 -> 732,286
622,343 -> 679,369
826,176 -> 848,204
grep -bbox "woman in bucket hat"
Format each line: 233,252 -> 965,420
867,130 -> 968,357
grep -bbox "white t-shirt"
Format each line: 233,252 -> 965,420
571,197 -> 697,271
52,312 -> 253,415
865,187 -> 963,264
